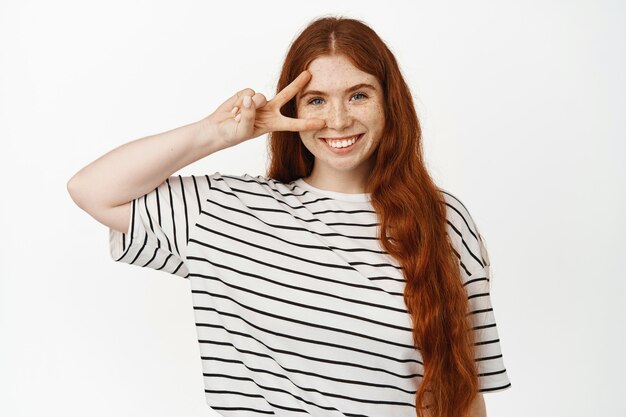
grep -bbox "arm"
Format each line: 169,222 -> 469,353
67,118 -> 226,233
67,71 -> 325,233
469,393 -> 487,417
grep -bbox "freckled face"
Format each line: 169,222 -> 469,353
295,54 -> 386,178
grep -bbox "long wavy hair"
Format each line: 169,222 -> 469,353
266,16 -> 479,417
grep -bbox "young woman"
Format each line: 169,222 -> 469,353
68,16 -> 510,417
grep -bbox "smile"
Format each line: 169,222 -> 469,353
320,134 -> 363,152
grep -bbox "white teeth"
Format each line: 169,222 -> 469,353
324,135 -> 359,148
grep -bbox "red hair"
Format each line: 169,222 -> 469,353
266,16 -> 479,417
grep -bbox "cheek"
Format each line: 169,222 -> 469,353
297,106 -> 320,119
355,102 -> 382,120
298,131 -> 315,144
367,108 -> 385,130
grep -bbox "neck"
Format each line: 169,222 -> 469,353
305,163 -> 371,194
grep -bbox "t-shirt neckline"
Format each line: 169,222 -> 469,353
293,178 -> 371,203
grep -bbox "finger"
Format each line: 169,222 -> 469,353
251,92 -> 267,109
276,116 -> 325,133
216,88 -> 256,113
272,70 -> 312,107
235,94 -> 256,134
230,93 -> 267,121
230,92 -> 266,115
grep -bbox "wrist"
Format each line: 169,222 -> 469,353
195,118 -> 229,154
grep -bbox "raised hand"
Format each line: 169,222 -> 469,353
201,70 -> 326,148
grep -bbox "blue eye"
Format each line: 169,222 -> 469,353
352,92 -> 367,100
307,92 -> 368,106
309,97 -> 324,106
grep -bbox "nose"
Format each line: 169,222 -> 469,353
324,101 -> 352,130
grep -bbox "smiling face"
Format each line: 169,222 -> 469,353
295,54 -> 386,192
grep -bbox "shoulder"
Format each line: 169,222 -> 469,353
438,187 -> 481,237
207,172 -> 298,201
207,172 -> 288,189
438,187 -> 490,275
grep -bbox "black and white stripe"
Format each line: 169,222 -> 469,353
109,172 -> 511,416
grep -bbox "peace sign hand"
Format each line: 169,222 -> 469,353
201,70 -> 326,149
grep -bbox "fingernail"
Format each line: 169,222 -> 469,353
231,106 -> 239,114
243,96 -> 251,108
234,114 -> 241,122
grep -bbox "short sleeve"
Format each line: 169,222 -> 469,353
441,189 -> 512,393
463,229 -> 512,393
109,174 -> 211,278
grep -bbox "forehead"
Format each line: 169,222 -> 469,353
301,55 -> 380,92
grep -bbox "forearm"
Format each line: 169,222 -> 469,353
68,72 -> 320,210
469,393 -> 487,417
68,119 -> 224,208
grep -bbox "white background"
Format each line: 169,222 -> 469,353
1,1 -> 624,416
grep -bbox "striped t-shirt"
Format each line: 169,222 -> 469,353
109,172 -> 511,416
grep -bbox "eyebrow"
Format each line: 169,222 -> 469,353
298,83 -> 377,100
